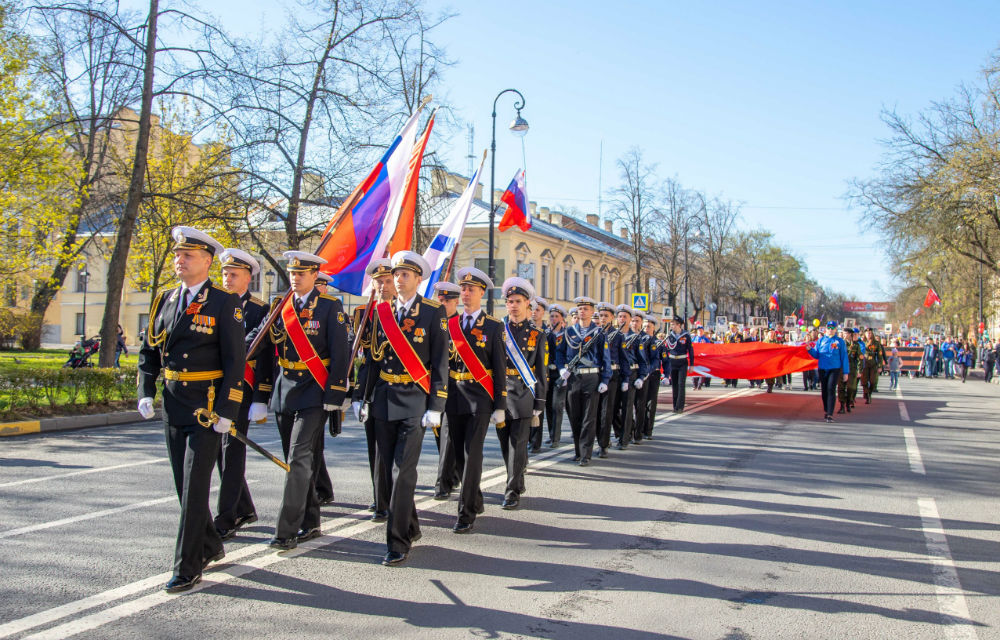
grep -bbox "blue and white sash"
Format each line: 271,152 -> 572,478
503,318 -> 538,397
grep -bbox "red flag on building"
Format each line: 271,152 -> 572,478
923,287 -> 941,308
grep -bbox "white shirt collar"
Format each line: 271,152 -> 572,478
180,279 -> 208,299
396,293 -> 418,313
463,308 -> 482,323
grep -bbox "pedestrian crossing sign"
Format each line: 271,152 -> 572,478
631,293 -> 649,311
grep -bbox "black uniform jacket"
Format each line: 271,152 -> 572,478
138,280 -> 246,423
503,318 -> 548,419
446,311 -> 507,416
603,325 -> 623,375
665,330 -> 695,367
253,289 -> 349,414
546,326 -> 565,375
240,292 -> 273,410
556,322 -> 613,385
358,293 -> 449,422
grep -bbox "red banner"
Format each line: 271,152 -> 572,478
842,302 -> 893,312
687,342 -> 817,379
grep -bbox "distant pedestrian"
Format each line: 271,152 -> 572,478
807,321 -> 849,423
888,344 -> 902,390
984,341 -> 996,382
114,324 -> 128,368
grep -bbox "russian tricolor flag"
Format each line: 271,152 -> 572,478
768,290 -> 779,311
498,169 -> 530,232
318,109 -> 422,295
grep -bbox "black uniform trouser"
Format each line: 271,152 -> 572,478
614,370 -> 636,444
497,416 -> 531,498
165,422 -> 223,577
435,414 -> 463,493
566,372 -> 600,460
215,400 -> 256,530
633,375 -> 649,442
446,411 -> 489,524
985,361 -> 995,382
545,369 -> 567,444
275,407 -> 326,538
670,361 -> 688,411
374,416 -> 424,554
644,372 -> 661,437
314,432 -> 334,502
597,371 -> 620,449
363,415 -> 389,512
818,368 -> 841,415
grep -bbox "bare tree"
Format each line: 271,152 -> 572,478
647,177 -> 694,307
608,146 -> 658,292
695,192 -> 739,312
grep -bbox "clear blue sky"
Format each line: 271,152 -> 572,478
171,0 -> 1000,300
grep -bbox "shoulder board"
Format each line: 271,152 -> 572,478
484,313 -> 498,322
211,284 -> 229,293
319,293 -> 340,302
155,287 -> 175,303
249,295 -> 265,307
423,297 -> 441,308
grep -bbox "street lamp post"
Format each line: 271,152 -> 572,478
487,88 -> 528,315
79,267 -> 89,338
265,270 -> 275,303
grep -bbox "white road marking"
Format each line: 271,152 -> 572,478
917,497 -> 978,639
903,428 -> 926,475
4,390 -> 751,638
899,402 -> 910,421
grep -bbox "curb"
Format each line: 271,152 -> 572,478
0,410 -> 161,437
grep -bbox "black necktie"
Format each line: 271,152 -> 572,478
295,297 -> 304,313
464,314 -> 472,331
397,306 -> 406,324
177,289 -> 189,321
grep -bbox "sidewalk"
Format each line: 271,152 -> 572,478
0,409 -> 159,437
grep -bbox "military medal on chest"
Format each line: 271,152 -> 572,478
190,313 -> 216,334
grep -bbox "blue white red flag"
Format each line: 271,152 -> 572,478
418,153 -> 487,297
498,169 -> 530,232
768,290 -> 779,311
319,109 -> 422,295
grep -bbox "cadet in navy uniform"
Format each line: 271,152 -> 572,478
499,277 -> 547,507
137,227 -> 247,593
352,259 -> 396,522
254,251 -> 349,551
641,315 -> 666,439
614,305 -> 644,449
595,302 -> 622,458
545,304 -> 568,447
431,281 -> 465,500
312,270 -> 337,505
445,268 -> 506,531
214,248 -> 272,541
527,297 -> 549,452
356,251 -> 448,566
666,316 -> 695,412
556,296 -> 612,466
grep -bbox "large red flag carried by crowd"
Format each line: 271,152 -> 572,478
687,342 -> 817,379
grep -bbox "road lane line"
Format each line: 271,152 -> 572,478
917,497 -> 978,639
898,402 -> 910,421
902,428 -> 926,475
6,389 -> 752,638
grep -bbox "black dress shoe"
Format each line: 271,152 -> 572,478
409,532 -> 422,544
550,441 -> 561,448
318,495 -> 335,506
501,497 -> 519,510
579,458 -> 590,467
572,455 -> 581,462
296,527 -> 322,542
453,522 -> 474,534
433,489 -> 450,500
632,438 -> 642,445
165,574 -> 201,593
382,551 -> 408,566
216,525 -> 237,541
370,510 -> 388,522
367,502 -> 377,512
530,445 -> 541,453
598,447 -> 608,458
645,435 -> 653,441
268,536 -> 297,551
233,513 -> 258,529
202,550 -> 225,570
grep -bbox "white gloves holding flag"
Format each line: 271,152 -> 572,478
635,378 -> 644,390
248,402 -> 268,423
213,416 -> 232,434
421,410 -> 442,429
621,381 -> 629,392
137,397 -> 155,420
597,383 -> 608,394
491,410 -> 505,426
559,368 -> 571,381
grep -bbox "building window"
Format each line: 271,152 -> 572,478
138,313 -> 149,334
573,271 -> 580,298
250,269 -> 261,293
583,273 -> 590,298
76,270 -> 88,293
563,269 -> 569,300
5,285 -> 15,307
600,276 -> 606,301
475,258 -> 504,298
541,264 -> 549,298
75,313 -> 85,336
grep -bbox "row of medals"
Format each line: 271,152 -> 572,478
191,313 -> 215,335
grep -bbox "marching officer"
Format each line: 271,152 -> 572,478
432,281 -> 463,501
254,251 -> 350,551
556,296 -> 612,466
613,305 -> 640,449
641,314 -> 666,440
545,304 -> 568,447
312,270 -> 337,505
138,226 -> 246,593
666,315 -> 695,412
595,302 -> 622,458
860,327 -> 886,403
444,268 -> 506,530
214,248 -> 271,541
528,296 -> 549,452
356,251 -> 449,566
629,309 -> 651,444
498,277 -> 547,507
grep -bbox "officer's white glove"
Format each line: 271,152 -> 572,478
213,416 -> 232,434
491,409 -> 505,425
421,410 -> 442,429
621,381 -> 629,392
635,378 -> 644,390
559,368 -> 571,381
598,383 -> 608,394
248,402 -> 268,423
137,397 -> 155,420
323,403 -> 336,412
339,398 -> 352,411
352,401 -> 362,421
532,409 -> 542,417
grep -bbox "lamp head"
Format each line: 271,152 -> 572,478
509,109 -> 529,137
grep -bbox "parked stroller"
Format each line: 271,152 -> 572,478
64,336 -> 101,368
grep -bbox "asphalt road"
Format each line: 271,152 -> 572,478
0,376 -> 997,639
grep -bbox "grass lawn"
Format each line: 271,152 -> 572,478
0,349 -> 139,373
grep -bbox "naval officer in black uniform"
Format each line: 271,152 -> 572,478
253,251 -> 349,551
544,304 -> 568,447
446,267 -> 506,531
214,248 -> 272,541
666,316 -> 695,412
138,226 -> 247,593
641,314 -> 666,439
595,301 -> 622,458
356,251 -> 449,566
432,280 -> 463,500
